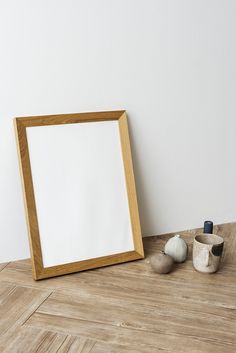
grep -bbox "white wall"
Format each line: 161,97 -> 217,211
0,0 -> 235,262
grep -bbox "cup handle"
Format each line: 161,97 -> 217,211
211,243 -> 224,256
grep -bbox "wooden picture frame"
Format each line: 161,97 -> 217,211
14,111 -> 144,280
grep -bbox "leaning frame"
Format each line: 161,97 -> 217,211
14,110 -> 144,280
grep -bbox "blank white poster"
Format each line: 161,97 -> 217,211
26,121 -> 134,267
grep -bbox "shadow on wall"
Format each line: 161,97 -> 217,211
127,114 -> 154,237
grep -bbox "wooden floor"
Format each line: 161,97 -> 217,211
0,223 -> 235,353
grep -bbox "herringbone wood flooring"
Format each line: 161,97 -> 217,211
0,223 -> 235,352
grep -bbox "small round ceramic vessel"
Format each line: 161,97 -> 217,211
193,233 -> 224,273
150,251 -> 174,274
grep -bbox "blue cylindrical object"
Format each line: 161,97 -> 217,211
204,220 -> 213,234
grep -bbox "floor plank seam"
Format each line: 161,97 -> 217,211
0,263 -> 10,272
0,288 -> 54,341
0,280 -> 50,291
35,331 -> 61,353
26,311 -> 218,342
0,285 -> 17,305
85,338 -> 96,353
54,335 -> 70,353
21,290 -> 54,327
34,331 -> 52,353
6,283 -> 17,294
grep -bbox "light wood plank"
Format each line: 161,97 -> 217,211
36,287 -> 236,344
25,312 -> 235,353
1,259 -> 235,312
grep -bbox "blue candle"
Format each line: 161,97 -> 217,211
204,220 -> 213,234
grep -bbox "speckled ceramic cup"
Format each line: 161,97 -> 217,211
193,233 -> 224,273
